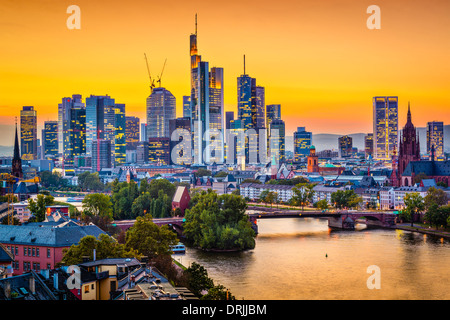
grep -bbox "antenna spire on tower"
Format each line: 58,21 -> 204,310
195,13 -> 197,36
243,54 -> 246,75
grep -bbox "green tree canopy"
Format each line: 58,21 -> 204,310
291,183 -> 315,211
124,214 -> 178,259
28,194 -> 55,222
183,190 -> 255,251
403,192 -> 425,227
331,189 -> 361,209
60,234 -> 139,266
82,193 -> 112,218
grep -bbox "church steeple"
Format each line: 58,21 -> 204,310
12,119 -> 23,179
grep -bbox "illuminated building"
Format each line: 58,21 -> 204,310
338,135 -> 353,158
252,83 -> 265,130
91,139 -> 112,172
266,104 -> 281,129
189,16 -> 224,165
148,137 -> 170,165
364,133 -> 373,158
85,95 -> 115,156
42,121 -> 58,158
20,106 -> 37,161
125,116 -> 140,150
64,106 -> 86,165
58,94 -> 84,154
427,121 -> 444,160
136,142 -> 149,164
114,104 -> 126,166
169,117 -> 192,165
269,119 -> 285,164
294,127 -> 312,161
140,123 -> 147,142
373,96 -> 398,161
237,73 -> 253,130
183,96 -> 191,119
146,87 -> 176,139
307,145 -> 319,173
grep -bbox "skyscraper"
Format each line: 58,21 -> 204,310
427,121 -> 444,160
266,104 -> 281,129
114,103 -> 126,166
169,117 -> 192,165
364,133 -> 374,158
148,137 -> 170,165
58,94 -> 84,155
85,95 -> 115,156
42,121 -> 58,158
373,96 -> 398,161
125,116 -> 140,150
146,87 -> 176,139
294,127 -> 312,161
338,135 -> 353,158
91,139 -> 112,172
64,105 -> 86,165
269,119 -> 285,164
20,106 -> 37,160
183,96 -> 191,119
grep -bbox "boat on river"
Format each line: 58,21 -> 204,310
171,243 -> 186,254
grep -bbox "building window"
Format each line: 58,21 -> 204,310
36,248 -> 39,257
84,285 -> 90,293
47,248 -> 51,258
15,247 -> 18,256
24,247 -> 27,256
28,248 -> 31,256
47,263 -> 51,270
32,248 -> 35,257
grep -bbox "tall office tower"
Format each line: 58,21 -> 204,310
237,74 -> 253,130
269,119 -> 285,164
266,104 -> 281,129
12,122 -> 23,179
189,16 -> 224,164
140,123 -> 147,142
42,121 -> 58,158
125,116 -> 140,150
427,121 -> 444,160
58,94 -> 84,154
91,139 -> 112,172
294,127 -> 312,161
85,95 -> 115,156
183,96 -> 191,119
225,111 -> 234,130
146,87 -> 176,139
364,133 -> 374,158
373,96 -> 398,161
169,117 -> 192,165
20,106 -> 37,160
136,141 -> 149,164
114,104 -> 126,166
252,83 -> 265,129
338,135 -> 353,158
148,137 -> 170,165
64,105 -> 86,165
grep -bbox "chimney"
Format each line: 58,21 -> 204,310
4,281 -> 11,299
93,249 -> 96,261
29,276 -> 36,294
53,272 -> 59,291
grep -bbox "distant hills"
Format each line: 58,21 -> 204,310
286,125 -> 450,153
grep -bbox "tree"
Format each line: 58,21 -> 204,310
291,183 -> 315,211
316,199 -> 329,211
60,234 -> 139,266
184,262 -> 214,296
331,190 -> 360,210
124,214 -> 178,259
403,192 -> 425,227
424,187 -> 448,209
28,194 -> 55,222
82,193 -> 112,218
413,172 -> 429,185
195,168 -> 212,177
214,171 -> 228,178
201,284 -> 236,300
183,190 -> 255,251
260,190 -> 277,208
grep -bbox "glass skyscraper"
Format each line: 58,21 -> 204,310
294,127 -> 312,161
338,135 -> 353,158
427,121 -> 444,160
125,116 -> 140,150
146,87 -> 176,139
114,104 -> 126,166
58,94 -> 84,155
269,119 -> 285,164
183,96 -> 191,119
266,104 -> 281,129
42,121 -> 58,158
20,106 -> 37,160
91,139 -> 112,172
373,96 -> 398,161
85,94 -> 115,156
189,17 -> 224,165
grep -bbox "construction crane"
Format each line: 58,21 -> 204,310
144,53 -> 156,93
156,58 -> 167,88
0,173 -> 40,225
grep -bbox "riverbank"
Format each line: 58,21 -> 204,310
393,223 -> 450,239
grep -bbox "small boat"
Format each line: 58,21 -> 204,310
171,243 -> 186,254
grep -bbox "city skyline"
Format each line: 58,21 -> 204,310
1,0 -> 450,147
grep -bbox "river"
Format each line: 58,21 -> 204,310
173,218 -> 450,300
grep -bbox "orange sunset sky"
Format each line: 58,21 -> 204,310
1,0 -> 449,146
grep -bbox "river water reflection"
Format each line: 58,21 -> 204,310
174,218 -> 450,300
